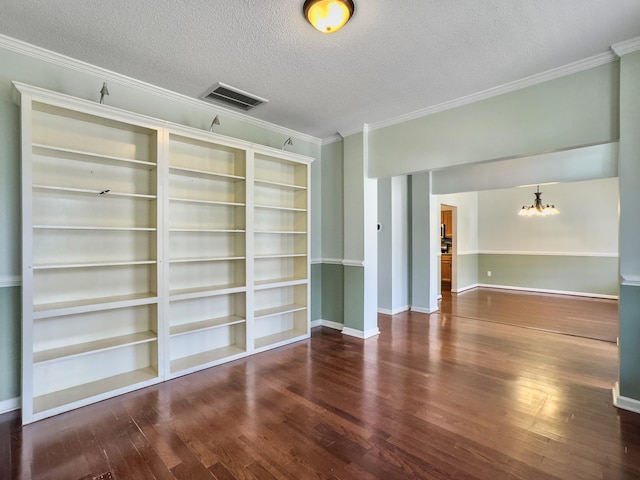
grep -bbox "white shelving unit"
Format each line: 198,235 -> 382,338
15,82 -> 313,424
165,132 -> 249,376
17,85 -> 163,424
253,152 -> 310,350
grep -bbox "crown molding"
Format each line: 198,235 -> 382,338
338,126 -> 365,138
0,34 -> 322,146
369,51 -> 618,133
321,134 -> 343,146
611,36 -> 640,57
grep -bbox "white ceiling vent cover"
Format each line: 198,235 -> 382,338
200,82 -> 268,111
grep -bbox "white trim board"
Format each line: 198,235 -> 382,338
0,397 -> 20,415
310,258 -> 345,265
342,327 -> 380,339
378,306 -> 410,316
310,319 -> 344,331
613,382 -> 640,415
0,275 -> 22,288
611,36 -> 640,57
0,275 -> 21,288
0,34 -> 321,146
621,276 -> 640,287
477,251 -> 618,257
477,284 -> 618,300
342,260 -> 364,267
410,306 -> 440,314
452,283 -> 479,294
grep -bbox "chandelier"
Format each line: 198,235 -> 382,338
518,186 -> 559,217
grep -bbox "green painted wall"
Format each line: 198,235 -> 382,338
478,254 -> 618,296
320,141 -> 344,261
343,265 -> 364,331
343,133 -> 365,262
369,62 -> 619,178
0,97 -> 20,279
321,263 -> 344,324
620,284 -> 640,399
310,264 -> 322,321
456,254 -> 478,291
0,287 -> 20,402
617,50 -> 640,401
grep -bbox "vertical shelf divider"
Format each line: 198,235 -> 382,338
245,149 -> 255,354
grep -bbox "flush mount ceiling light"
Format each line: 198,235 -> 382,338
518,185 -> 559,217
304,0 -> 355,33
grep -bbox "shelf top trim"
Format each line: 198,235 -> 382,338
13,82 -> 315,165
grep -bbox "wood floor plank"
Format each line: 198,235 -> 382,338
2,288 -> 638,479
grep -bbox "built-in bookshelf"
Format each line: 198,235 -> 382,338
166,132 -> 249,375
18,87 -> 163,424
15,82 -> 312,424
253,152 -> 310,350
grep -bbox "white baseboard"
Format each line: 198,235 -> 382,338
477,283 -> 618,300
410,305 -> 439,314
342,326 -> 380,339
377,305 -> 409,315
0,397 -> 20,414
310,319 -> 344,331
612,382 -> 640,414
452,283 -> 479,294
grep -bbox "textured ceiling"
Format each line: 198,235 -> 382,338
0,1 -> 639,139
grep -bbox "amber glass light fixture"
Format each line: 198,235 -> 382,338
518,185 -> 559,217
304,0 -> 355,33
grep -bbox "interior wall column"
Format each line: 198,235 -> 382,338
410,172 -> 439,313
614,46 -> 640,411
342,128 -> 379,339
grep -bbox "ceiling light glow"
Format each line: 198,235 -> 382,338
304,0 -> 355,33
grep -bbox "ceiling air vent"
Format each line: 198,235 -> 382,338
200,82 -> 268,111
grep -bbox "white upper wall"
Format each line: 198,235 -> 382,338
437,192 -> 479,254
478,178 -> 619,255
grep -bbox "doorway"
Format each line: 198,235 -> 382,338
440,204 -> 456,293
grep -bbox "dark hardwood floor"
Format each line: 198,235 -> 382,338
440,287 -> 619,342
1,290 -> 637,480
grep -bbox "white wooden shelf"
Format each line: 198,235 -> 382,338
254,303 -> 306,320
254,230 -> 306,235
33,367 -> 158,415
169,285 -> 246,301
170,197 -> 244,207
33,185 -> 156,200
169,165 -> 244,181
254,204 -> 307,212
254,254 -> 306,259
170,315 -> 245,337
170,346 -> 245,374
33,143 -> 156,169
33,293 -> 158,319
169,256 -> 244,264
169,228 -> 245,233
254,179 -> 307,190
33,260 -> 156,270
34,332 -> 157,364
254,278 -> 308,289
254,330 -> 307,350
34,225 -> 157,232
